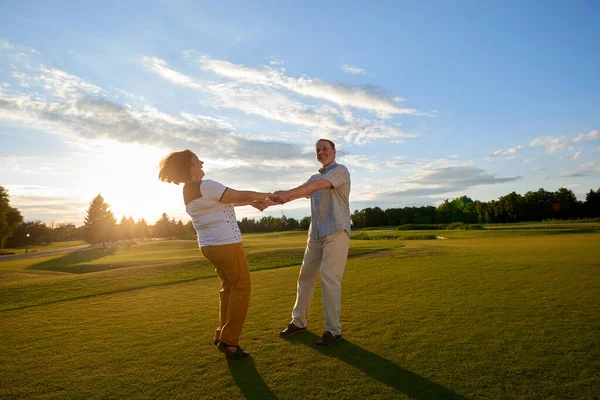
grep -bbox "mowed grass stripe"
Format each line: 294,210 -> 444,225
0,238 -> 399,312
1,232 -> 599,398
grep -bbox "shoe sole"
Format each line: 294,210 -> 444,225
279,328 -> 307,338
315,336 -> 342,347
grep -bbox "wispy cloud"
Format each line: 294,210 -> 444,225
371,165 -> 521,202
529,136 -> 571,152
573,129 -> 599,142
141,56 -> 203,89
339,154 -> 379,171
0,62 -> 317,165
341,64 -> 367,75
489,146 -> 522,158
142,56 -> 418,144
559,161 -> 600,178
530,130 -> 599,153
183,52 -> 414,116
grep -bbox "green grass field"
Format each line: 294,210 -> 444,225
1,240 -> 88,255
1,227 -> 599,399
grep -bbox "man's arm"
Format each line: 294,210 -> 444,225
276,179 -> 332,204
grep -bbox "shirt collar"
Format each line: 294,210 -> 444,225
319,160 -> 337,174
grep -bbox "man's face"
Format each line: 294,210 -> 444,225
316,140 -> 335,167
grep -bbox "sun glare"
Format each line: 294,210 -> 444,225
77,140 -> 186,224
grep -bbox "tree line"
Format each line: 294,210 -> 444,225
351,187 -> 600,229
0,191 -> 195,249
1,186 -> 599,249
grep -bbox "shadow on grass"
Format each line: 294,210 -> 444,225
227,356 -> 277,400
27,247 -> 117,273
286,332 -> 467,400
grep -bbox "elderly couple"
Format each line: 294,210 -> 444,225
159,139 -> 351,359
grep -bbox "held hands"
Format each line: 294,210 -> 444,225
251,193 -> 283,212
273,190 -> 292,204
250,192 -> 291,212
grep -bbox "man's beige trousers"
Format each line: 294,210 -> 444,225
291,230 -> 350,336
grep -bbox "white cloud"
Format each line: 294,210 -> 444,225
0,40 -> 13,49
142,56 -> 417,144
529,136 -> 570,153
489,146 -> 522,157
11,71 -> 30,87
530,130 -> 599,153
183,52 -> 415,115
573,129 -> 599,142
38,67 -> 102,99
573,151 -> 580,160
266,56 -> 283,66
530,167 -> 544,172
339,154 -> 379,171
0,68 -> 315,165
371,165 -> 520,202
141,56 -> 203,89
341,64 -> 367,75
558,161 -> 600,178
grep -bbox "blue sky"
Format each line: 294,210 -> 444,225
1,1 -> 599,225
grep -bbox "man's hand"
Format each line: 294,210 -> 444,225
274,190 -> 292,204
251,197 -> 280,211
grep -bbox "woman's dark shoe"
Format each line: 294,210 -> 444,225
213,339 -> 220,346
217,341 -> 250,359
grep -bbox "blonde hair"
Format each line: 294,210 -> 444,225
158,149 -> 195,184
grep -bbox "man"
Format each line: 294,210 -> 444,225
275,138 -> 351,347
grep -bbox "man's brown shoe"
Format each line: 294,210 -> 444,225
279,322 -> 306,338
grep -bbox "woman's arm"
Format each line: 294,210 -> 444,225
220,188 -> 277,205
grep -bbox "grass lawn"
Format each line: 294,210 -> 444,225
1,228 -> 599,399
1,240 -> 88,255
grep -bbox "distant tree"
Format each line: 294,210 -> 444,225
153,213 -> 173,238
300,216 -> 310,230
553,187 -> 581,219
363,207 -> 387,227
83,194 -> 117,245
0,186 -> 23,250
522,188 -> 554,221
351,210 -> 366,229
51,223 -> 79,242
584,188 -> 600,218
6,221 -> 52,248
135,218 -> 151,239
118,215 -> 136,241
184,220 -> 196,235
174,220 -> 186,236
283,216 -> 300,230
495,192 -> 525,223
436,200 -> 452,224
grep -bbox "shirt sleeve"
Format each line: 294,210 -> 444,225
200,179 -> 228,201
321,165 -> 350,188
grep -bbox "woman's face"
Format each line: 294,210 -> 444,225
190,153 -> 205,181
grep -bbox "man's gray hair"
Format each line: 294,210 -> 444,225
316,138 -> 336,150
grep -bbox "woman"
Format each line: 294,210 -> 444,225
158,149 -> 275,359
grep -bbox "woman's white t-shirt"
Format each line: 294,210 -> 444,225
185,179 -> 242,247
